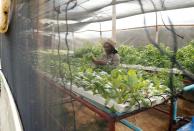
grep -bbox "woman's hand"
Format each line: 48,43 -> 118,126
92,57 -> 98,64
92,58 -> 107,65
91,56 -> 95,62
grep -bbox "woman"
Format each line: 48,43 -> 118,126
92,39 -> 120,66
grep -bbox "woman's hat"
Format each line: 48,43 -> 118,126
104,39 -> 118,53
104,39 -> 116,47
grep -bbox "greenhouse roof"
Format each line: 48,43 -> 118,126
36,0 -> 194,32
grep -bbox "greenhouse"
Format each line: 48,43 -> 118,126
0,0 -> 194,131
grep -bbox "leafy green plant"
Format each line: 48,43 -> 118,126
35,41 -> 194,111
118,45 -> 141,64
138,44 -> 172,68
117,44 -> 173,68
74,66 -> 181,107
74,44 -> 103,58
177,40 -> 194,73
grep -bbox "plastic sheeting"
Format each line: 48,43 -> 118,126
0,0 -> 110,131
37,0 -> 194,32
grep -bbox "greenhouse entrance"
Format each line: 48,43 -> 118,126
0,0 -> 194,131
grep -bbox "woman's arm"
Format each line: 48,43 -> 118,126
92,58 -> 107,65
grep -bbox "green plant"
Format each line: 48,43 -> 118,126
74,44 -> 103,58
138,44 -> 172,68
118,45 -> 140,64
177,41 -> 194,73
117,44 -> 173,68
36,41 -> 192,111
74,67 -> 180,107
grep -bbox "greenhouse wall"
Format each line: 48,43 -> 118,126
116,26 -> 194,48
71,26 -> 194,49
0,0 -> 194,131
0,1 -> 65,131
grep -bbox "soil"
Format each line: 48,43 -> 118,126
65,98 -> 194,131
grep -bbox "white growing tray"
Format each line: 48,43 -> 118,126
44,72 -> 169,113
65,83 -> 169,113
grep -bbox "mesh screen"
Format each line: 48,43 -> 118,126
0,0 -> 194,131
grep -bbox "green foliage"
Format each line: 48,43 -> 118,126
117,42 -> 194,72
118,44 -> 172,68
118,45 -> 141,64
35,41 -> 194,110
74,67 -> 181,106
74,44 -> 103,58
138,44 -> 172,68
177,41 -> 194,73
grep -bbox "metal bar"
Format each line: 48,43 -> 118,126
155,12 -> 159,43
108,121 -> 116,131
74,24 -> 194,33
120,119 -> 142,131
112,0 -> 116,41
168,99 -> 174,131
153,107 -> 170,115
100,23 -> 102,41
173,98 -> 178,122
116,108 -> 149,121
116,100 -> 169,121
73,94 -> 114,122
82,97 -> 116,117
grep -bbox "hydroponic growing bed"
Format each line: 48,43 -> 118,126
69,84 -> 169,113
31,41 -> 194,112
34,41 -> 194,113
40,68 -> 170,113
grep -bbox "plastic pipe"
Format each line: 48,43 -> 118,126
120,119 -> 142,131
172,98 -> 177,122
183,84 -> 194,92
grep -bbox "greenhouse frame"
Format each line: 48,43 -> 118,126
0,0 -> 194,131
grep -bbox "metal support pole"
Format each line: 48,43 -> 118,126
155,12 -> 159,44
108,121 -> 115,131
120,119 -> 142,131
100,23 -> 102,41
112,0 -> 116,41
172,98 -> 178,123
52,24 -> 55,52
168,97 -> 177,131
72,32 -> 75,51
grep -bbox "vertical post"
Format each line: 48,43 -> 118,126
108,121 -> 115,131
155,12 -> 159,44
112,0 -> 116,41
100,22 -> 102,41
168,97 -> 177,131
172,98 -> 177,122
51,24 -> 55,52
72,32 -> 75,51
